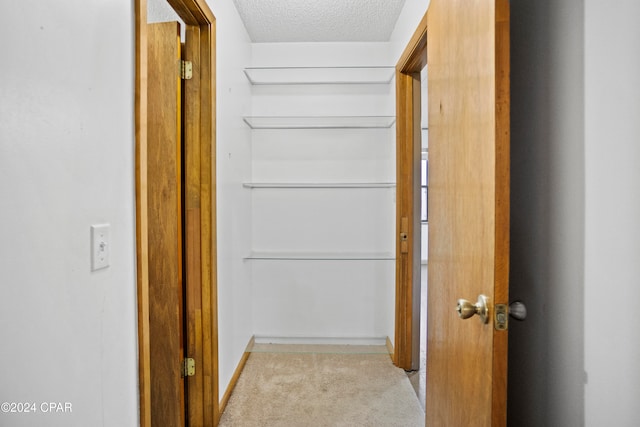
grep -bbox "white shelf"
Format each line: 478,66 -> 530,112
243,182 -> 395,189
243,116 -> 396,129
244,66 -> 395,85
245,251 -> 395,261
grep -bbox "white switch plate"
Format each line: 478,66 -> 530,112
91,224 -> 110,271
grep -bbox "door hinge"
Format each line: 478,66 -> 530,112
180,60 -> 193,80
181,357 -> 195,377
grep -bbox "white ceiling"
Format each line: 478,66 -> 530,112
232,0 -> 406,43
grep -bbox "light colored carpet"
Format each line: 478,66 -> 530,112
219,345 -> 424,426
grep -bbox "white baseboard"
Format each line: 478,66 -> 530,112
253,336 -> 388,346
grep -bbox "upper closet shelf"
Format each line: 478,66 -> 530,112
243,116 -> 396,129
243,182 -> 395,189
243,66 -> 395,85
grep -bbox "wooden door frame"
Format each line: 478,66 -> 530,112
394,11 -> 428,371
135,0 -> 218,425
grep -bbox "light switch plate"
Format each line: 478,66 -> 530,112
91,224 -> 110,271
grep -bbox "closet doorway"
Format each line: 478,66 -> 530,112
135,0 -> 218,425
394,1 -> 511,424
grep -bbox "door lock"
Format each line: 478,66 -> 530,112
494,301 -> 527,330
399,217 -> 409,253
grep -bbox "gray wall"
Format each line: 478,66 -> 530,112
509,0 -> 586,425
584,0 -> 640,425
509,0 -> 640,425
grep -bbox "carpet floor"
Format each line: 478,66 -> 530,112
219,345 -> 424,426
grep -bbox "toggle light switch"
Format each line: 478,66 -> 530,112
91,224 -> 110,271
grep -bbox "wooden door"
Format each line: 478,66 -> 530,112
147,21 -> 186,427
425,0 -> 510,425
136,2 -> 218,425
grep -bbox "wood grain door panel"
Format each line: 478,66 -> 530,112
147,21 -> 185,427
425,0 -> 510,425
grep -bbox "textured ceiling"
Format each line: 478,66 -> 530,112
233,0 -> 406,43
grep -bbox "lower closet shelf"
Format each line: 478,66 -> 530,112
243,115 -> 396,129
244,251 -> 395,261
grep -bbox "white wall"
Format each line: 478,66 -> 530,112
248,43 -> 396,343
210,0 -> 254,399
0,1 -> 138,426
584,1 -> 640,425
148,0 -> 185,27
389,0 -> 430,62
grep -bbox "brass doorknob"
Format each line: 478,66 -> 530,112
456,295 -> 489,324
